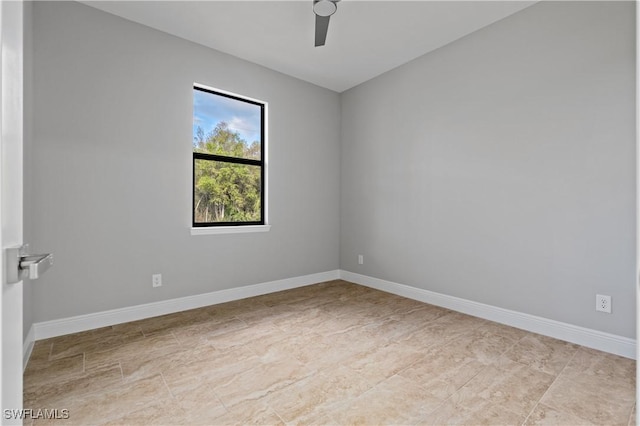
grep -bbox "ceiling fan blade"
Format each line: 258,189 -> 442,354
315,14 -> 330,47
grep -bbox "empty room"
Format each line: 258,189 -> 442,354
0,0 -> 636,424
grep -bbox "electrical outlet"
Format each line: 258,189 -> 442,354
596,294 -> 611,313
358,255 -> 364,265
152,274 -> 162,288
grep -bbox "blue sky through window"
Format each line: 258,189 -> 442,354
193,88 -> 261,147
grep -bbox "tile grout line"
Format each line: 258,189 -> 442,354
520,346 -> 580,426
213,387 -> 231,413
159,372 -> 176,399
625,401 -> 636,426
265,401 -> 288,426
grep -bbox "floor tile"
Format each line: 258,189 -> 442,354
163,345 -> 259,393
48,325 -> 145,360
343,341 -> 425,382
204,320 -> 284,352
264,365 -> 376,423
269,306 -> 330,333
210,399 -> 284,426
24,353 -> 84,389
24,362 -> 122,408
423,393 -> 526,426
171,376 -> 227,415
172,317 -> 249,347
119,347 -> 193,381
539,349 -> 635,425
502,333 -> 579,376
453,357 -> 555,416
34,374 -> 171,425
442,327 -> 522,365
213,355 -> 315,409
395,311 -> 480,352
24,280 -> 635,425
358,317 -> 422,344
398,344 -> 486,400
331,375 -> 443,425
132,309 -> 214,336
234,302 -> 301,326
562,347 -> 636,384
103,399 -> 190,426
27,341 -> 52,367
84,333 -> 182,371
387,303 -> 451,325
524,403 -> 596,426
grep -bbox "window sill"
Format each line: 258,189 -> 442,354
190,225 -> 271,236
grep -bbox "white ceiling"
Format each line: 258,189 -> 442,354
80,1 -> 536,93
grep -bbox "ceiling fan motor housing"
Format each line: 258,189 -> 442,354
313,0 -> 338,17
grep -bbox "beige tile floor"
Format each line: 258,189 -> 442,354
24,280 -> 636,425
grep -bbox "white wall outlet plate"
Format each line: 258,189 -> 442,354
596,294 -> 611,313
152,274 -> 162,288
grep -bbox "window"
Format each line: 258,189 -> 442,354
192,85 -> 266,228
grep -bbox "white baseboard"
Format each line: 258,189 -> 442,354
23,325 -> 35,371
26,268 -> 635,363
32,270 -> 340,341
340,270 -> 636,359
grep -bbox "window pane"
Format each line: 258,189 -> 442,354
194,158 -> 262,224
193,89 -> 261,160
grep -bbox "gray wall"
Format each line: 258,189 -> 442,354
29,1 -> 636,340
340,1 -> 636,338
30,1 -> 340,322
